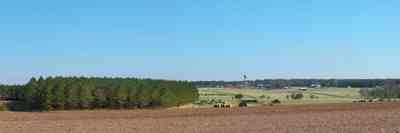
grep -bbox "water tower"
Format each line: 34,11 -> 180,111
241,74 -> 249,89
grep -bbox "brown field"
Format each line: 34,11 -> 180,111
1,103 -> 400,133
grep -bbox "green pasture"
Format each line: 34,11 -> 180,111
195,87 -> 363,107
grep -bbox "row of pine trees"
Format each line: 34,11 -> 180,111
0,77 -> 199,111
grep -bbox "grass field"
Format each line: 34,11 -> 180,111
194,87 -> 363,107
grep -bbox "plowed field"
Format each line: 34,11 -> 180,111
1,103 -> 400,133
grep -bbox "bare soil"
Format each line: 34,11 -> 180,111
1,103 -> 400,133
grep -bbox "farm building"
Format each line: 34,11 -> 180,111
256,84 -> 272,89
310,84 -> 322,88
299,88 -> 308,91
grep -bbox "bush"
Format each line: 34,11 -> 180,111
271,99 -> 281,104
290,92 -> 304,100
235,94 -> 244,99
239,102 -> 247,107
378,98 -> 385,102
197,100 -> 208,105
160,90 -> 179,107
0,104 -> 7,111
217,99 -> 223,103
208,99 -> 217,104
358,100 -> 366,103
310,94 -> 318,99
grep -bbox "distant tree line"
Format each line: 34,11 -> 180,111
359,80 -> 400,99
0,77 -> 199,111
194,79 -> 389,88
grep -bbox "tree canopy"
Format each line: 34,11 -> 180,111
0,77 -> 199,111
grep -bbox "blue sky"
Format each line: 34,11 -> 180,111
1,0 -> 400,84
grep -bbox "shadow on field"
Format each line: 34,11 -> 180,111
2,101 -> 43,112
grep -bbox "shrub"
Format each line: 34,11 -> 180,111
160,90 -> 179,107
271,99 -> 281,104
198,100 -> 208,105
208,99 -> 216,104
239,102 -> 247,107
235,94 -> 244,99
290,92 -> 304,100
0,104 -> 7,111
378,98 -> 385,102
217,99 -> 223,103
310,94 -> 318,99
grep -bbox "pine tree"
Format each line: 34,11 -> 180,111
126,83 -> 138,109
52,79 -> 66,110
43,77 -> 54,111
78,81 -> 95,109
23,78 -> 37,110
65,83 -> 79,109
150,87 -> 162,107
137,83 -> 152,108
160,89 -> 179,107
93,88 -> 106,108
11,77 -> 199,111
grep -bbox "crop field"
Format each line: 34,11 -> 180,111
1,102 -> 400,133
195,87 -> 363,107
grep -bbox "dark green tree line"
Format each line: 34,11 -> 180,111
1,77 -> 199,111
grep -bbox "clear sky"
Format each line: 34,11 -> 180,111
1,0 -> 400,84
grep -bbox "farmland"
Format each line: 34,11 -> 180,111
193,87 -> 363,107
1,102 -> 400,133
1,86 -> 400,133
